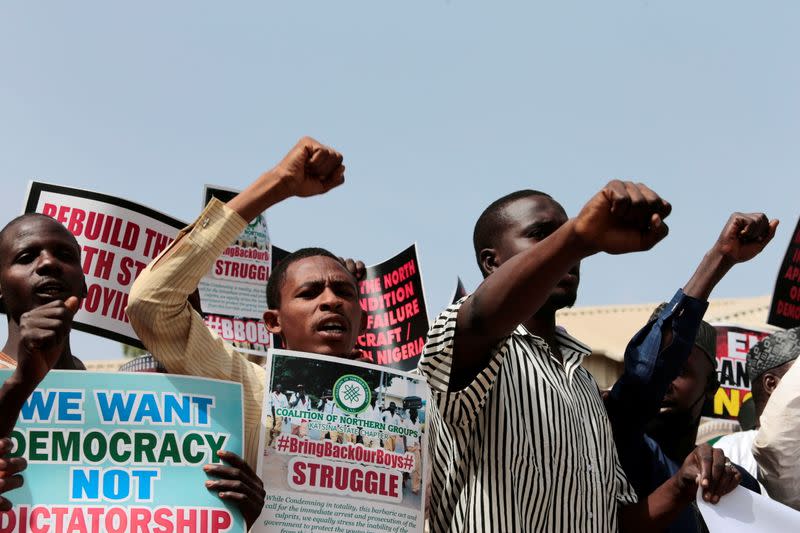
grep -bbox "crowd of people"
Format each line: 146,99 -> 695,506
0,136 -> 798,532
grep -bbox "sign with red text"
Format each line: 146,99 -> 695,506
768,217 -> 800,329
198,186 -> 272,355
704,324 -> 775,420
23,182 -> 185,348
255,349 -> 426,533
0,369 -> 245,533
356,245 -> 429,372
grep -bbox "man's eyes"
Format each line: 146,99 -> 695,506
14,251 -> 35,263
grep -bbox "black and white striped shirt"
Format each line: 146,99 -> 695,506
419,299 -> 637,532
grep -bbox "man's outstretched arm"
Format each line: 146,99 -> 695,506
609,213 -> 778,431
451,181 -> 672,391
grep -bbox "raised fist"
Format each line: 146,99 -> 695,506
17,296 -> 80,383
712,212 -> 779,264
573,180 -> 672,255
272,137 -> 345,199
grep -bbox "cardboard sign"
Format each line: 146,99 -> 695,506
22,182 -> 185,348
704,324 -> 774,420
0,370 -> 245,532
356,245 -> 430,372
768,217 -> 800,329
255,349 -> 427,533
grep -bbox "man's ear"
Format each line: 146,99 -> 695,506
263,309 -> 282,335
479,248 -> 499,277
763,373 -> 781,396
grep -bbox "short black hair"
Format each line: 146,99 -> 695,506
0,213 -> 75,250
0,213 -> 81,314
472,190 -> 555,277
266,247 -> 353,309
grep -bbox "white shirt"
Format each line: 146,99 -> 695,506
715,430 -> 760,481
382,411 -> 401,430
753,359 -> 800,510
268,391 -> 288,414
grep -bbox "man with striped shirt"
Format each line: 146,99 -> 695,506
419,182 -> 739,532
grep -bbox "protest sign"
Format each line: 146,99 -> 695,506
198,186 -> 272,355
0,369 -> 245,533
768,217 -> 800,329
356,245 -> 429,371
22,182 -> 185,348
255,349 -> 427,533
703,324 -> 774,420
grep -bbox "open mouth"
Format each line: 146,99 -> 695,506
316,316 -> 348,337
34,280 -> 69,299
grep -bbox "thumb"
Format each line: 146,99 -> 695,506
766,219 -> 780,242
640,214 -> 670,250
64,296 -> 80,315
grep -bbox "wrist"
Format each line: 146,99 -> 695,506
705,246 -> 737,272
683,250 -> 733,301
2,369 -> 38,407
258,168 -> 294,204
667,473 -> 695,504
564,219 -> 601,258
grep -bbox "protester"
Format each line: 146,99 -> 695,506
606,212 -> 777,531
714,329 -> 797,486
419,183 -> 741,532
127,137 -> 364,474
0,213 -> 264,527
0,213 -> 85,511
751,327 -> 800,510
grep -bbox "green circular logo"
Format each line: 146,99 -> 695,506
333,374 -> 371,415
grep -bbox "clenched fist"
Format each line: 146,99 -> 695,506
712,212 -> 779,265
272,137 -> 345,199
17,296 -> 80,384
573,180 -> 672,255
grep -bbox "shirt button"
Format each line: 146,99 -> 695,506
587,463 -> 593,472
588,511 -> 594,520
201,217 -> 210,228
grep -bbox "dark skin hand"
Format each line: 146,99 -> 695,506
204,450 -> 266,529
1,296 -> 80,438
620,443 -> 741,530
339,258 -> 371,362
0,438 -> 26,512
678,444 -> 741,504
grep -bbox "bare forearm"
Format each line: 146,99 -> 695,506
226,170 -> 291,222
682,249 -> 734,302
459,219 -> 589,340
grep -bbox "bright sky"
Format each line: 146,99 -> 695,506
1,1 -> 798,361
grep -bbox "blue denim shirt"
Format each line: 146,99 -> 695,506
606,289 -> 759,532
